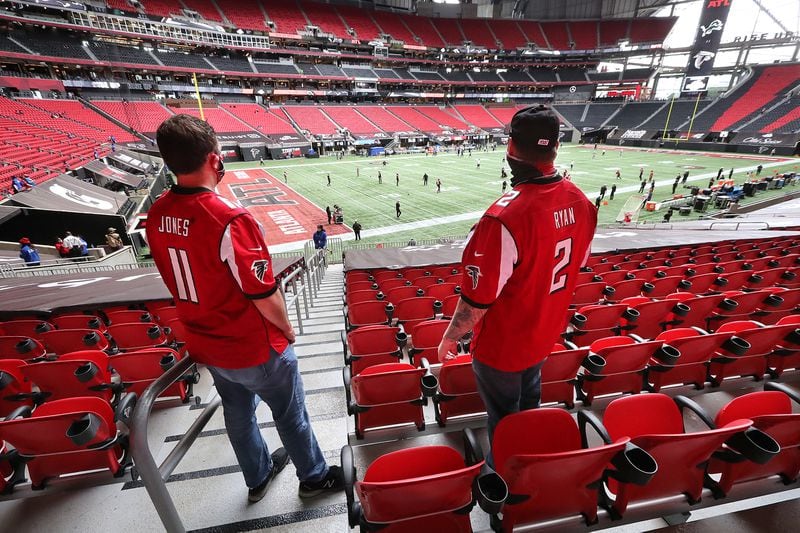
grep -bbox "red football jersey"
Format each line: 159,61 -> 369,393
146,185 -> 288,369
460,176 -> 596,372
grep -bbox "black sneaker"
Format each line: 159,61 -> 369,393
298,465 -> 344,498
248,447 -> 290,503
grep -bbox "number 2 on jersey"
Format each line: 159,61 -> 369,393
168,247 -> 199,303
549,238 -> 572,294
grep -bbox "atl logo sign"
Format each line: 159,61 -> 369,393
707,0 -> 731,7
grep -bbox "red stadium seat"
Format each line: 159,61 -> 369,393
434,355 -> 485,426
21,350 -> 119,404
345,289 -> 380,306
408,319 -> 448,365
621,296 -> 687,340
107,322 -> 170,351
601,394 -> 775,516
344,361 -> 435,438
345,271 -> 373,284
51,314 -> 107,333
493,408 -> 654,528
0,396 -> 133,489
709,320 -> 799,386
576,336 -> 679,406
567,304 -> 635,346
342,325 -> 404,376
664,292 -> 737,330
346,280 -> 379,293
378,278 -> 411,292
105,309 -> 154,325
648,328 -> 743,391
373,270 -> 404,283
385,285 -> 423,304
707,383 -> 800,495
112,348 -> 195,402
0,320 -> 55,338
0,359 -> 34,417
542,342 -> 590,408
0,336 -> 47,362
39,328 -> 111,355
646,275 -> 691,298
571,282 -> 614,307
608,278 -> 653,301
766,314 -> 800,377
441,294 -> 460,319
414,277 -> 445,290
342,429 -> 490,531
752,288 -> 800,325
346,300 -> 391,330
392,297 -> 440,336
424,282 -> 460,301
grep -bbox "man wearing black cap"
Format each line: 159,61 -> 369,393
437,105 -> 596,464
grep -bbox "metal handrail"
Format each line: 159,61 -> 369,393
129,356 -> 221,533
281,265 -> 309,334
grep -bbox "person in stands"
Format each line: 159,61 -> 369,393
313,225 -> 327,250
19,237 -> 41,266
105,227 -> 124,251
437,106 -> 596,465
146,115 -> 343,504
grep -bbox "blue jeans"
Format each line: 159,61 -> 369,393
472,357 -> 543,468
207,345 -> 328,488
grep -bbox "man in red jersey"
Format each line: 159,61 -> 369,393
438,105 -> 596,464
146,115 -> 341,503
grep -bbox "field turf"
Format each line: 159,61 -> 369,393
225,145 -> 799,248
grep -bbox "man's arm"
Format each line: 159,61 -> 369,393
253,290 -> 295,344
437,298 -> 487,362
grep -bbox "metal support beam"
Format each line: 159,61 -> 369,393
751,0 -> 791,34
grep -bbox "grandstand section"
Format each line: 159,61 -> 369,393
283,106 -> 341,136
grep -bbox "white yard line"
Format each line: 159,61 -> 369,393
269,158 -> 795,253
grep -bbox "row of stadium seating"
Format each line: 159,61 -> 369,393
105,0 -> 675,50
342,383 -> 799,530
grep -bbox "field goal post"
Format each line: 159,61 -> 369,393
615,194 -> 647,224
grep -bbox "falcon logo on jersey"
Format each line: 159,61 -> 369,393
251,260 -> 270,283
466,265 -> 481,290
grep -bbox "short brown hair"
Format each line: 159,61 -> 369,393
156,114 -> 218,175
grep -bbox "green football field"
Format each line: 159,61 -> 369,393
226,145 -> 799,247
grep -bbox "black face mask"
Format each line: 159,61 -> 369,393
216,155 -> 225,182
508,156 -> 546,186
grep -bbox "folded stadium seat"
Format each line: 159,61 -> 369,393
682,272 -> 728,295
620,297 -> 687,340
441,294 -> 460,319
343,361 -> 435,438
681,262 -> 723,277
600,393 -> 775,517
714,270 -> 758,292
385,285 -> 423,305
434,355 -> 485,426
373,270 -> 404,283
104,309 -> 154,325
111,348 -> 195,402
21,350 -> 120,404
106,322 -> 170,352
646,276 -> 692,299
0,395 -> 134,489
781,267 -> 800,289
392,297 -> 440,337
608,278 -> 653,302
493,408 -> 655,529
566,304 -> 635,346
571,282 -> 614,307
443,273 -> 463,284
621,251 -> 651,263
647,328 -> 743,392
378,278 -> 412,292
665,292 -> 738,330
706,383 -> 800,496
576,336 -> 679,406
346,289 -> 381,306
342,325 -> 404,376
0,336 -> 47,362
584,262 -> 618,275
750,287 -> 800,325
0,359 -> 34,417
402,268 -> 429,283
708,290 -> 783,330
0,319 -> 55,338
342,429 -> 492,531
766,315 -> 800,377
347,280 -> 380,293
744,268 -> 792,291
414,277 -> 446,290
147,305 -> 180,326
542,342 -> 590,408
408,319 -> 448,365
595,269 -> 632,285
39,328 -> 111,356
614,261 -> 644,273
425,282 -> 460,301
143,299 -> 174,315
346,300 -> 391,331
346,271 -> 373,284
709,320 -> 800,386
428,266 -> 460,278
51,314 -> 108,333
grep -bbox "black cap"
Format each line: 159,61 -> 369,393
509,105 -> 560,153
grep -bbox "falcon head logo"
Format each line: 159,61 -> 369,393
693,51 -> 716,70
466,265 -> 481,290
251,260 -> 270,283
